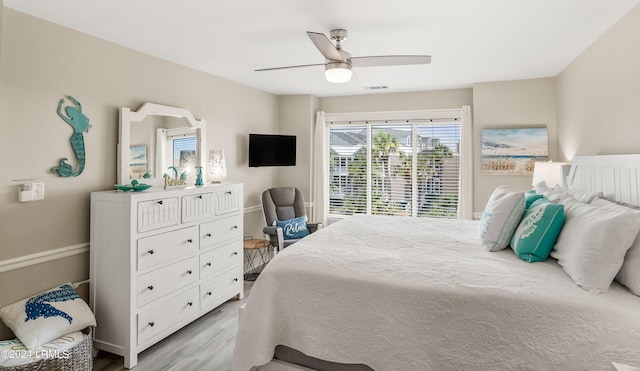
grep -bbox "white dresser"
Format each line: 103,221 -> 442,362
89,183 -> 244,369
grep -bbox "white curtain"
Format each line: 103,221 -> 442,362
458,105 -> 474,219
312,111 -> 328,225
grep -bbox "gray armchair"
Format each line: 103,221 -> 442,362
261,187 -> 322,252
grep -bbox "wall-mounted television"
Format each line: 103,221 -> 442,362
248,134 -> 296,167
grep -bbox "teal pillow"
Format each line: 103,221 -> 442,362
525,192 -> 544,209
510,201 -> 565,262
275,216 -> 310,240
529,197 -> 549,209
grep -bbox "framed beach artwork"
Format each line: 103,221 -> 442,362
129,145 -> 148,179
481,128 -> 548,175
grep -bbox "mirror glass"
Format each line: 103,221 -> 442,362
118,103 -> 206,186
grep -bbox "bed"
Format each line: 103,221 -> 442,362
233,155 -> 640,371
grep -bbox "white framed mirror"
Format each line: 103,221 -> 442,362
118,103 -> 206,186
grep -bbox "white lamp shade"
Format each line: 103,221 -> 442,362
531,161 -> 569,188
325,62 -> 352,83
208,149 -> 227,183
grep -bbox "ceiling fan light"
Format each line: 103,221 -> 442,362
325,62 -> 352,83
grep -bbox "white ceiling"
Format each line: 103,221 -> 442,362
4,0 -> 639,97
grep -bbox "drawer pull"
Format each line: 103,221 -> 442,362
205,262 -> 212,267
197,195 -> 203,199
233,278 -> 238,282
205,233 -> 212,237
226,191 -> 232,195
232,251 -> 238,256
187,302 -> 193,306
206,291 -> 212,296
232,225 -> 238,230
187,239 -> 193,243
149,322 -> 155,327
148,249 -> 154,255
157,200 -> 163,205
186,270 -> 193,275
147,285 -> 154,291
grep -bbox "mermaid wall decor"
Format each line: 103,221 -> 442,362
51,96 -> 92,177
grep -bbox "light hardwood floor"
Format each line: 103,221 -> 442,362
93,281 -> 253,371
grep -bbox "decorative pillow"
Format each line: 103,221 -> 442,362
525,192 -> 544,209
529,197 -> 550,209
479,186 -> 525,252
0,284 -> 96,349
510,200 -> 565,262
275,215 -> 310,240
533,181 -> 603,204
533,181 -> 553,194
551,195 -> 640,293
590,197 -> 640,296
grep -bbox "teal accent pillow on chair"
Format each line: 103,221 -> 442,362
510,201 -> 565,262
275,216 -> 310,240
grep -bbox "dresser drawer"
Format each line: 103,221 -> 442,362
137,286 -> 199,345
138,257 -> 198,306
215,187 -> 241,215
182,192 -> 214,223
137,197 -> 180,233
137,226 -> 198,271
199,242 -> 242,280
200,214 -> 242,250
200,268 -> 242,309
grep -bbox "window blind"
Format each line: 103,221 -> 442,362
328,120 -> 461,219
172,136 -> 197,169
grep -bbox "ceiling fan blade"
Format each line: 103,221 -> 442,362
255,63 -> 326,72
350,55 -> 431,67
306,31 -> 345,61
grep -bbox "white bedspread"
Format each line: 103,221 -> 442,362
233,215 -> 640,371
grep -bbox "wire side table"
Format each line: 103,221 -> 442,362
243,238 -> 273,281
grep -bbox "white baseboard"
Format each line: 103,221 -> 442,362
0,243 -> 89,273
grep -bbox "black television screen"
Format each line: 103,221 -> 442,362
248,134 -> 296,167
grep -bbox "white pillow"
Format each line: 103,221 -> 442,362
0,283 -> 96,349
534,181 -> 602,204
590,197 -> 640,296
551,195 -> 640,292
479,186 -> 525,252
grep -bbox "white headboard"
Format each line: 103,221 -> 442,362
567,154 -> 640,206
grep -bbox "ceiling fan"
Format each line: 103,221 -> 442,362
255,29 -> 431,83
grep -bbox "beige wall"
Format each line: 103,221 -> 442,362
472,78 -> 558,213
276,95 -> 320,200
557,4 -> 640,160
0,8 -> 279,337
320,88 -> 472,113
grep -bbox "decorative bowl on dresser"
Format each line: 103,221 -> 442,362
90,183 -> 243,369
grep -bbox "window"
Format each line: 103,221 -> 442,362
328,116 -> 461,219
171,136 -> 197,170
165,128 -> 197,176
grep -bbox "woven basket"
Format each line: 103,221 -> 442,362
1,327 -> 94,371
